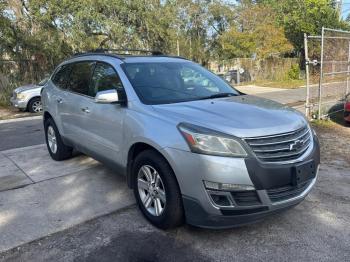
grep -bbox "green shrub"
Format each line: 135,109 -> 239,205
0,74 -> 17,107
287,64 -> 300,80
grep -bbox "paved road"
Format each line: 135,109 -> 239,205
237,81 -> 348,106
0,119 -> 44,151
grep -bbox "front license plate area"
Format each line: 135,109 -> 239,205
292,160 -> 316,186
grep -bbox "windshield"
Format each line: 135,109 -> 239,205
38,77 -> 49,86
122,62 -> 239,105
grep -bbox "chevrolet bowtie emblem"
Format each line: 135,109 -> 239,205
289,140 -> 303,151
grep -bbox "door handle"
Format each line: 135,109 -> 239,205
81,107 -> 90,113
57,98 -> 63,104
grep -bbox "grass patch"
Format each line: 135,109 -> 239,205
310,119 -> 336,128
311,111 -> 348,128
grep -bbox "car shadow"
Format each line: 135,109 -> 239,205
327,103 -> 349,127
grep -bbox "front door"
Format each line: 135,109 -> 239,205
78,62 -> 126,165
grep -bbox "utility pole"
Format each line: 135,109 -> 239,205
304,33 -> 310,117
176,39 -> 180,56
318,27 -> 325,120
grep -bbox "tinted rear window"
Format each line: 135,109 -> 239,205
66,62 -> 95,96
52,65 -> 71,89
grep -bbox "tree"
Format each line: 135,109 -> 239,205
3,0 -> 347,72
219,3 -> 293,59
260,0 -> 349,53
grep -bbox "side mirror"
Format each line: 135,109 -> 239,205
94,89 -> 126,104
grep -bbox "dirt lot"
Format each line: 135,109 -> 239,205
0,107 -> 40,120
312,120 -> 350,168
1,119 -> 349,262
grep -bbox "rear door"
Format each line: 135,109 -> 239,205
50,64 -> 72,135
60,61 -> 96,144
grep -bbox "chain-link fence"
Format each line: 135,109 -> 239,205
305,27 -> 350,119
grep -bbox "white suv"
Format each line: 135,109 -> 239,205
10,78 -> 48,113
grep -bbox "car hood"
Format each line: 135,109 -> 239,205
152,95 -> 307,138
15,84 -> 41,93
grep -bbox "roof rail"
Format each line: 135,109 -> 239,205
71,49 -> 189,61
72,52 -> 124,60
89,48 -> 164,56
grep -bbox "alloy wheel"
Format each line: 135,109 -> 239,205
32,100 -> 42,112
47,126 -> 57,154
137,165 -> 166,216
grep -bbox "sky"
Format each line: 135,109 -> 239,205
342,1 -> 350,19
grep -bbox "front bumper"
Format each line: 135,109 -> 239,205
10,97 -> 27,109
162,135 -> 320,228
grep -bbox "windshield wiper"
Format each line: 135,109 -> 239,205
198,92 -> 238,100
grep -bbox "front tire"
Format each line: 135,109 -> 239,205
28,97 -> 42,113
132,150 -> 184,229
44,118 -> 73,161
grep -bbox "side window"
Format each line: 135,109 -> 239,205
66,62 -> 95,96
52,64 -> 71,89
89,62 -> 123,97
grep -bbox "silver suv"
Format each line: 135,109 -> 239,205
42,50 -> 320,229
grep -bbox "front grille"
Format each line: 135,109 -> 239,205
244,125 -> 312,162
267,180 -> 311,203
231,191 -> 261,206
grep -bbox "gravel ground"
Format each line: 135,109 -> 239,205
1,121 -> 350,262
313,122 -> 350,168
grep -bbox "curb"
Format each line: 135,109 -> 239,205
0,115 -> 42,124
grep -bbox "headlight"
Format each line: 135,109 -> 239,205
16,93 -> 27,100
178,123 -> 247,157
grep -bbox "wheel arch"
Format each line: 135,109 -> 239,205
43,111 -> 68,146
126,142 -> 175,189
43,111 -> 53,122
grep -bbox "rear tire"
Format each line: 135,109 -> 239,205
44,118 -> 73,161
132,149 -> 184,229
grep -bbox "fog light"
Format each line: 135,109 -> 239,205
210,194 -> 231,206
204,181 -> 255,191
